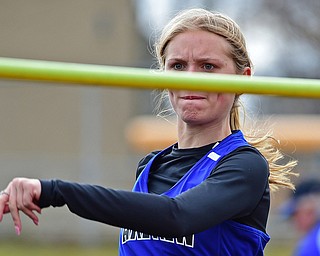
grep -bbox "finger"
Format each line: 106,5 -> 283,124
0,191 -> 10,221
24,181 -> 41,221
3,204 -> 10,214
21,188 -> 41,225
14,182 -> 40,226
8,185 -> 22,235
24,184 -> 42,214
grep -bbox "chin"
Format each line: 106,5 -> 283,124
181,116 -> 207,126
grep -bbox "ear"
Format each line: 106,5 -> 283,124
242,67 -> 251,76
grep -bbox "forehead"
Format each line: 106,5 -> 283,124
165,30 -> 231,57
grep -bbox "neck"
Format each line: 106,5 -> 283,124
177,121 -> 232,149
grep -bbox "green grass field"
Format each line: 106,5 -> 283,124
0,241 -> 118,256
0,240 -> 293,256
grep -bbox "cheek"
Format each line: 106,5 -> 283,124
168,91 -> 176,108
216,94 -> 236,111
168,90 -> 174,99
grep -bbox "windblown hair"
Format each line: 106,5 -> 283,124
153,8 -> 297,192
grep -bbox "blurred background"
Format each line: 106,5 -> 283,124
0,0 -> 319,255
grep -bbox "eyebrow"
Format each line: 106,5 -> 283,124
166,57 -> 225,65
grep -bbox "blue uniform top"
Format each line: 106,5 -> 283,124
294,222 -> 320,256
119,130 -> 270,255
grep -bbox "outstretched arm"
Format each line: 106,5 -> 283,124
0,178 -> 41,235
0,148 -> 268,237
38,148 -> 268,237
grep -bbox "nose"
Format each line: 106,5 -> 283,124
186,65 -> 197,73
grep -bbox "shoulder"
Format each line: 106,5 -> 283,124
219,145 -> 268,167
135,150 -> 160,178
138,151 -> 160,165
214,145 -> 269,180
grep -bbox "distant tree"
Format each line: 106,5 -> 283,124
263,0 -> 320,47
244,0 -> 320,115
260,0 -> 320,79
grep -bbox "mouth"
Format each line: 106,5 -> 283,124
181,96 -> 206,100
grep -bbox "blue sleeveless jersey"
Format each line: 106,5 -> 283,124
119,130 -> 270,255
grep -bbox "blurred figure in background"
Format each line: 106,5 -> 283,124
282,179 -> 320,256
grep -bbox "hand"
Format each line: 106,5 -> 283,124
0,178 -> 41,235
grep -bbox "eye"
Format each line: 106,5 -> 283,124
203,63 -> 215,71
173,63 -> 185,71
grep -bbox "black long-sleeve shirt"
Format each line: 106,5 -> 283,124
39,142 -> 270,237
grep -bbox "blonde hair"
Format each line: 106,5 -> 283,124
154,8 -> 297,192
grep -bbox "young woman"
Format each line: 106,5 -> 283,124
0,8 -> 297,255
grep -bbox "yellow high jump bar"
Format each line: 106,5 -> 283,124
0,57 -> 319,98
